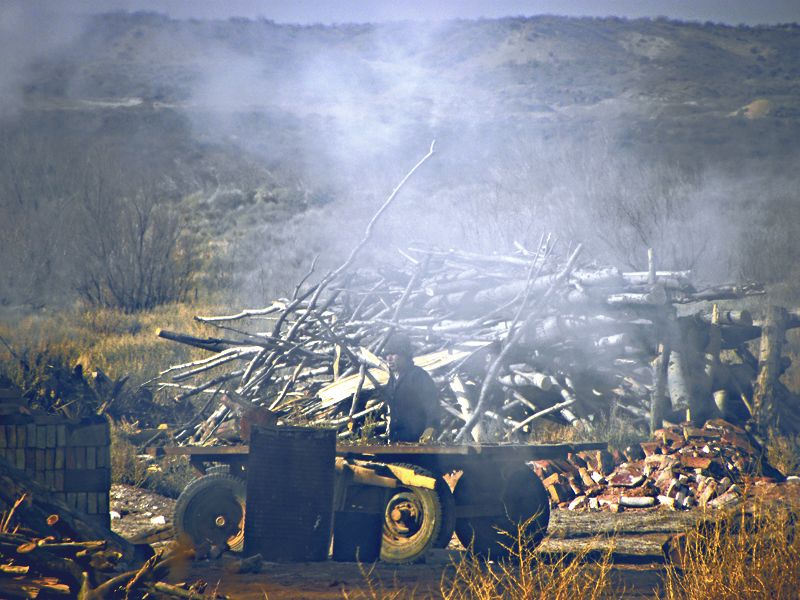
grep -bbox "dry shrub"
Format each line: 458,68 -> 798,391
342,561 -> 416,600
662,499 -> 800,600
110,418 -> 194,497
441,519 -> 614,600
344,518 -> 613,599
110,418 -> 150,487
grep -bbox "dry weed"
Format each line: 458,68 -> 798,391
662,497 -> 800,600
440,518 -> 614,600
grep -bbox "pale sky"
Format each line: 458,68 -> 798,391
21,1 -> 800,25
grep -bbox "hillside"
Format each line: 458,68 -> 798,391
2,13 -> 800,308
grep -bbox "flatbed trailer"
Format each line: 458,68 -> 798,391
151,440 -> 606,563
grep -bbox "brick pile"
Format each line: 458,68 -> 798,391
531,419 -> 774,513
0,381 -> 111,527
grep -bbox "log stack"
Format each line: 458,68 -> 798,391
0,456 -> 226,599
155,241 -> 798,444
0,528 -> 224,599
531,418 -> 783,512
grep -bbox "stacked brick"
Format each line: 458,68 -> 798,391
0,383 -> 110,528
531,419 -> 770,513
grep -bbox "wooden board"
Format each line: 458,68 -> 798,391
316,341 -> 491,406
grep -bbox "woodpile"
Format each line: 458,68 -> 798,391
0,525 -> 222,599
155,238 -> 795,444
0,455 -> 225,599
530,418 -> 783,512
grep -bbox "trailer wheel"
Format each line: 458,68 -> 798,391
205,464 -> 230,476
380,464 -> 442,563
433,479 -> 456,548
174,473 -> 246,552
454,465 -> 549,558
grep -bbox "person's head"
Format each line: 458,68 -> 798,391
382,333 -> 414,373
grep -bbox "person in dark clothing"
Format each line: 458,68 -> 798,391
383,334 -> 440,443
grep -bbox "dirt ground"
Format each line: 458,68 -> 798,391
109,483 -> 706,599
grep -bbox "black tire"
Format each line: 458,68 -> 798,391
433,479 -> 456,548
174,473 -> 246,552
454,464 -> 550,558
205,464 -> 230,476
380,464 -> 443,563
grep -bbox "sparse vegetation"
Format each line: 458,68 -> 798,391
110,418 -> 150,487
0,302 -> 218,386
441,521 -> 614,600
662,497 -> 800,599
527,414 -> 648,450
344,518 -> 614,600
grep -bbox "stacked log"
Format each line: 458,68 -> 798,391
155,241 -> 792,444
0,457 -> 226,599
531,418 -> 783,512
0,529 -> 223,599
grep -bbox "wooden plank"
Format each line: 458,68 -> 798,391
316,343 -> 489,407
150,445 -> 250,457
152,441 -> 606,464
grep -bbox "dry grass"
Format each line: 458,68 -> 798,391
527,415 -> 647,450
0,302 -> 222,495
110,418 -> 151,487
440,523 -> 614,600
343,517 -> 614,600
662,497 -> 800,600
0,302 -> 222,388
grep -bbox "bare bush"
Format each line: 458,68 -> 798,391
74,157 -> 197,313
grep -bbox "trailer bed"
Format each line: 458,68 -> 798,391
149,441 -> 607,474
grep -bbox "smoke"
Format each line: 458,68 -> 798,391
2,6 -> 799,307
0,3 -> 86,116
185,19 -> 452,172
170,14 -> 800,303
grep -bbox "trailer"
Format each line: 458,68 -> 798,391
150,440 -> 606,563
